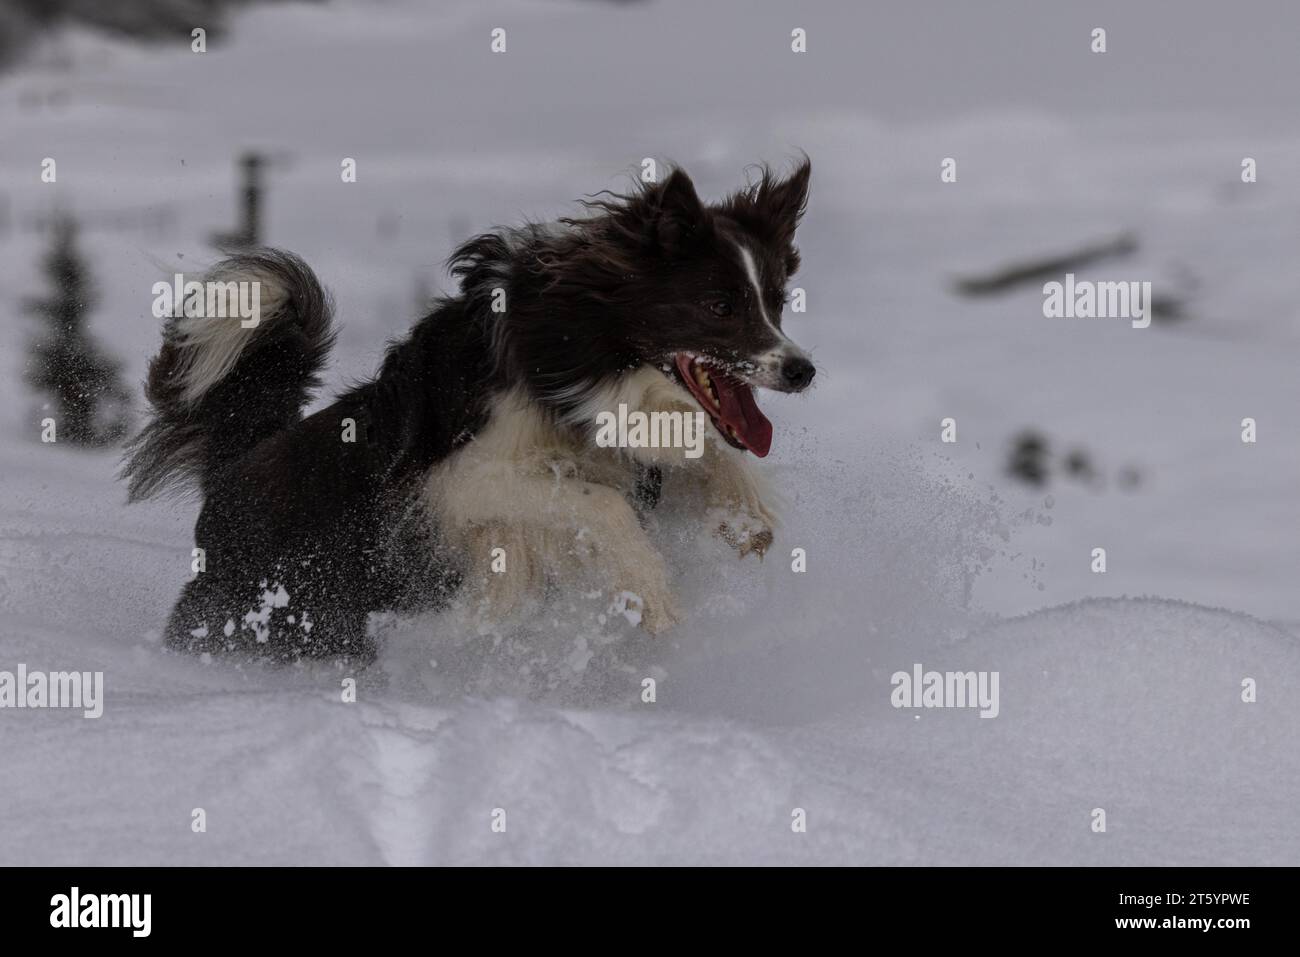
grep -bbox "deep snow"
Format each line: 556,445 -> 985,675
1,0 -> 1298,864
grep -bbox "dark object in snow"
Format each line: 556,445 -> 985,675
1149,262 -> 1199,324
952,233 -> 1138,296
1149,293 -> 1189,323
24,214 -> 130,446
1117,466 -> 1142,491
1062,448 -> 1098,484
1006,430 -> 1144,493
1007,430 -> 1049,487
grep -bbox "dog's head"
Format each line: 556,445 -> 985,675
559,160 -> 816,457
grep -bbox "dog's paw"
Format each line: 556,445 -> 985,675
639,593 -> 681,635
609,587 -> 680,635
712,510 -> 775,561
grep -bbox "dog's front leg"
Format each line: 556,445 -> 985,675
430,463 -> 680,634
694,446 -> 780,560
608,368 -> 778,560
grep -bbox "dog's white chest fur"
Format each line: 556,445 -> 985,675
422,366 -> 776,632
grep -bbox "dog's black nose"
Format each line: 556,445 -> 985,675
781,356 -> 816,391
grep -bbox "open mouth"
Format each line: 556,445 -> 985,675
672,354 -> 773,457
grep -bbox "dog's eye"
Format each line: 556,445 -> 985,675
708,300 -> 733,318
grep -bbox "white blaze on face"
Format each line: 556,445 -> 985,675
735,241 -> 778,332
732,240 -> 810,386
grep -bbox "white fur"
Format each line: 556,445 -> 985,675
564,366 -> 729,467
173,264 -> 289,405
733,240 -> 811,389
424,372 -> 778,633
736,242 -> 778,333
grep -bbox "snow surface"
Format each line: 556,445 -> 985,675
1,0 -> 1298,864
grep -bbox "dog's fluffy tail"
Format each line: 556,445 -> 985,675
121,249 -> 336,502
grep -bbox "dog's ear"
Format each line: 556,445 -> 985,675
650,168 -> 706,256
755,157 -> 811,251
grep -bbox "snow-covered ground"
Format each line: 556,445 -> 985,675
1,0 -> 1297,864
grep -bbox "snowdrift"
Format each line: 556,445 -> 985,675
1,439 -> 1294,865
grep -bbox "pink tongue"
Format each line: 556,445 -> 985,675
713,373 -> 772,457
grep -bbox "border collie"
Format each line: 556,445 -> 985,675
122,160 -> 816,664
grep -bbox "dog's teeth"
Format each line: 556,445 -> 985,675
693,367 -> 720,408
